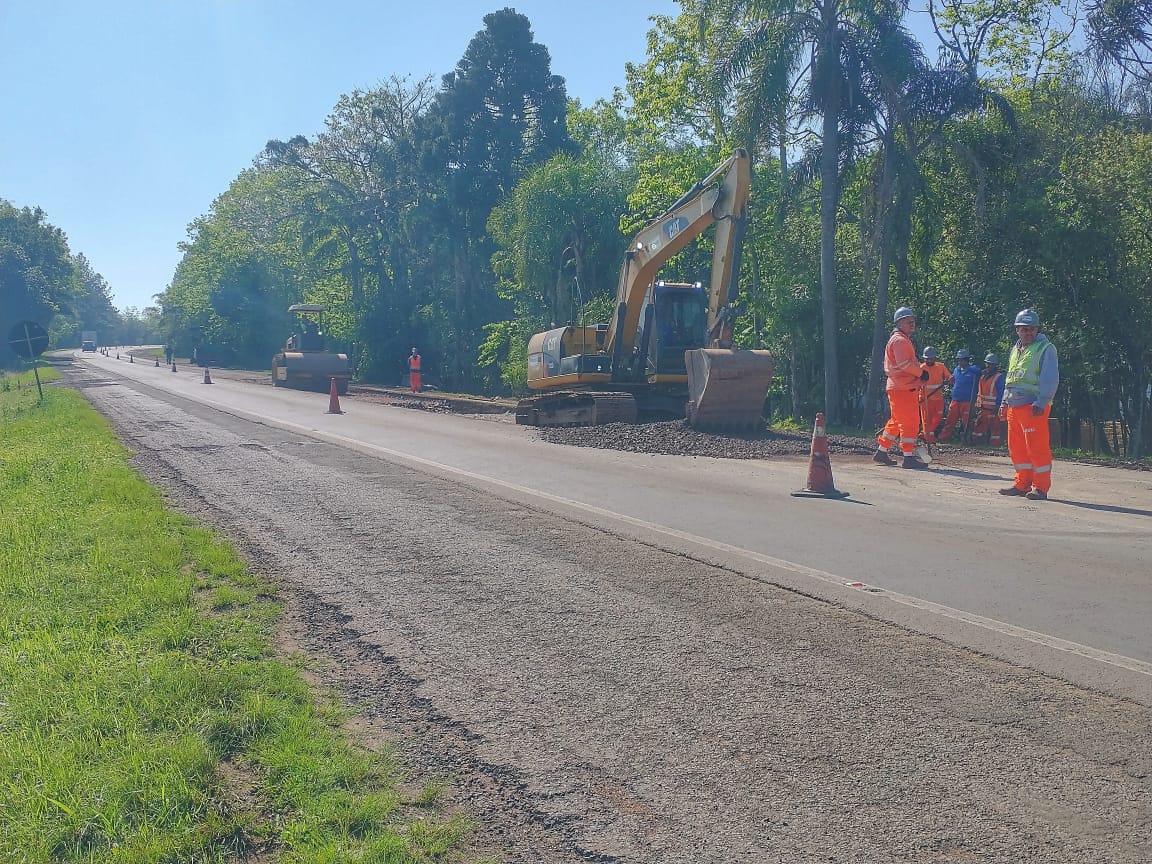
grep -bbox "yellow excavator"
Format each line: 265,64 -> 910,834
515,149 -> 773,430
271,304 -> 351,394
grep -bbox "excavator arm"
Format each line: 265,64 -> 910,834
606,150 -> 752,358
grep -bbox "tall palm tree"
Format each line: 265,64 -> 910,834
719,0 -> 911,425
858,26 -> 1015,427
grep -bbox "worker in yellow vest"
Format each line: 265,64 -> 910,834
998,309 -> 1059,501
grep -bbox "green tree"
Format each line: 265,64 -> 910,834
0,201 -> 77,366
722,0 -> 916,424
1050,124 -> 1152,455
161,166 -> 309,364
419,8 -> 572,390
263,76 -> 437,380
61,254 -> 120,347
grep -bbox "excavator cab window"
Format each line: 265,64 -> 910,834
644,283 -> 707,376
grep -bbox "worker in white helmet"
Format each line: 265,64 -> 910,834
998,309 -> 1059,501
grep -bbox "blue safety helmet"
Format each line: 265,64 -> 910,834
893,306 -> 916,324
922,346 -> 937,360
955,349 -> 971,360
985,353 -> 999,364
1014,308 -> 1039,327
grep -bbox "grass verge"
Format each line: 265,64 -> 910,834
0,370 -> 471,863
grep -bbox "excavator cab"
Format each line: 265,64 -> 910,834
644,281 -> 709,378
271,304 -> 351,395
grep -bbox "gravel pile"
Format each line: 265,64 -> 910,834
538,420 -> 880,460
537,419 -> 1152,470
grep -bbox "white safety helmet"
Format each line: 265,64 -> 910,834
1014,308 -> 1039,327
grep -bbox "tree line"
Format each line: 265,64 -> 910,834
6,3 -> 1151,455
0,201 -> 161,358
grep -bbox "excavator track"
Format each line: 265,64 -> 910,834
515,392 -> 639,427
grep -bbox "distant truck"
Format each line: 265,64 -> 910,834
81,331 -> 97,352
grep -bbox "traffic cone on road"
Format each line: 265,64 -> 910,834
791,413 -> 849,499
326,378 -> 343,414
203,367 -> 212,384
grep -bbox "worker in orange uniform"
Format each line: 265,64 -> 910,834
408,347 -> 422,393
918,346 -> 951,442
971,353 -> 1005,446
875,306 -> 931,469
999,309 -> 1059,501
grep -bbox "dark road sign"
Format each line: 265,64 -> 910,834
8,320 -> 49,359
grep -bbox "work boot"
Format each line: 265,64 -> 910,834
872,450 -> 897,466
1025,489 -> 1048,501
999,486 -> 1028,496
901,454 -> 929,470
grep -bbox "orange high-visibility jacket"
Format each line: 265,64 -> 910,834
919,362 -> 951,402
884,330 -> 920,391
409,353 -> 421,372
976,370 -> 1004,410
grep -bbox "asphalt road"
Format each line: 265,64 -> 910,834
63,352 -> 1152,862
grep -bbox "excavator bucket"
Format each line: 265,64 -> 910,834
684,348 -> 773,431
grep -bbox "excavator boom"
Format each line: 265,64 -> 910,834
606,151 -> 750,356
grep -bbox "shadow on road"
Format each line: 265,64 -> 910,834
1054,500 -> 1152,518
928,467 -> 1005,481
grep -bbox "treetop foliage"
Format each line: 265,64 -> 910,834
12,3 -> 1150,454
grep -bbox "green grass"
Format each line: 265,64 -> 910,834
0,370 -> 471,863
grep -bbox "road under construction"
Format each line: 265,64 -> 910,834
64,348 -> 1152,863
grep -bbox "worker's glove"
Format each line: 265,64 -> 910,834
920,370 -> 930,381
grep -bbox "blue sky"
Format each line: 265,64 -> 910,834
1,2 -> 938,314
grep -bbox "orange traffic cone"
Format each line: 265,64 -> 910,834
326,378 -> 343,414
203,367 -> 212,384
791,413 -> 849,499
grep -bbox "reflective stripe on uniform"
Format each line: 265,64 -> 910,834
1014,462 -> 1033,470
1034,464 -> 1052,474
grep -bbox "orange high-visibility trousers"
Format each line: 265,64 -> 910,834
408,355 -> 422,393
972,409 -> 1002,446
1005,404 -> 1052,493
922,397 -> 945,440
939,400 -> 972,441
878,387 -> 921,455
